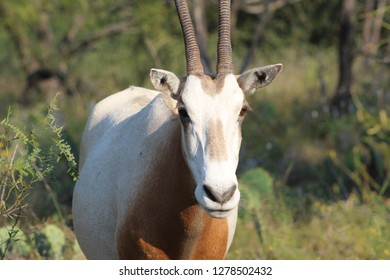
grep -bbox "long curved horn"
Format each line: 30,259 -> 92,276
174,0 -> 204,75
217,0 -> 234,75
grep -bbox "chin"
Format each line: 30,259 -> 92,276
195,186 -> 240,219
203,208 -> 234,219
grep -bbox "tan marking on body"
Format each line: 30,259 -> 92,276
199,74 -> 226,96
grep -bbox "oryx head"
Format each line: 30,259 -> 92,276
150,0 -> 282,218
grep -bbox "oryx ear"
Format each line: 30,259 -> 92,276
237,64 -> 283,94
150,68 -> 183,100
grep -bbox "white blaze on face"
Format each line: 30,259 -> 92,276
179,74 -> 246,218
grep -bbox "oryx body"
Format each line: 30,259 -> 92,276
72,0 -> 282,259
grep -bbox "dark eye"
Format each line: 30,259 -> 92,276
239,106 -> 248,118
178,108 -> 191,124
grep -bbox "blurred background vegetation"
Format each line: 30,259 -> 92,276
0,0 -> 389,259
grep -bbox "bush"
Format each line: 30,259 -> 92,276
0,95 -> 78,259
328,96 -> 390,200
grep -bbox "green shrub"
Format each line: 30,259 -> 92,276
328,96 -> 390,200
0,226 -> 30,259
0,95 -> 78,259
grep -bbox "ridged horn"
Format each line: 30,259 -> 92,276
174,0 -> 204,75
217,0 -> 233,75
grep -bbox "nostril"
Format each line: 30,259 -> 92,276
203,184 -> 237,204
203,184 -> 218,203
223,184 -> 237,203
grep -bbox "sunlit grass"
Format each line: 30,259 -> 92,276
228,169 -> 390,260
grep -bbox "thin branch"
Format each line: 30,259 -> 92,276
240,0 -> 272,72
0,208 -> 21,260
37,11 -> 55,65
0,3 -> 39,73
0,180 -> 6,211
59,13 -> 85,62
240,0 -> 303,15
66,20 -> 135,57
143,35 -> 163,69
356,50 -> 390,64
32,163 -> 64,222
62,14 -> 85,46
193,0 -> 212,73
0,204 -> 28,219
231,0 -> 240,33
361,0 -> 387,58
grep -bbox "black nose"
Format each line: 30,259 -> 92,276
203,184 -> 237,204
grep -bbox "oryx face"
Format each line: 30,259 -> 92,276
177,74 -> 245,218
150,0 -> 282,218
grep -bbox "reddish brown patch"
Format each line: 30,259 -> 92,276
191,211 -> 228,259
137,239 -> 170,260
179,204 -> 228,260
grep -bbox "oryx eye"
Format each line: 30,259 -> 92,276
238,106 -> 248,119
239,107 -> 247,117
178,107 -> 191,125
